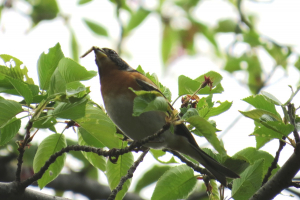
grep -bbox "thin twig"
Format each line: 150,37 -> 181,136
288,104 -> 300,143
289,181 -> 300,188
237,0 -> 252,29
108,149 -> 149,200
15,120 -> 33,182
262,137 -> 286,185
18,123 -> 170,190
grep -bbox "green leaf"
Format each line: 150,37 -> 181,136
78,129 -> 106,172
0,99 -> 22,127
33,113 -> 57,130
260,91 -> 282,106
70,30 -> 79,62
252,121 -> 293,148
30,0 -> 59,25
37,43 -> 64,90
57,58 -> 97,83
78,0 -> 93,5
243,29 -> 261,47
0,55 -> 34,84
192,20 -> 220,55
48,58 -> 97,95
187,115 -> 226,155
136,65 -> 172,101
79,127 -> 105,148
134,165 -> 172,193
53,98 -> 87,120
295,57 -> 300,70
209,179 -> 220,199
215,19 -> 237,33
222,156 -> 250,175
263,43 -> 290,68
106,152 -> 134,200
161,25 -> 178,65
125,8 -> 150,34
178,71 -> 224,96
232,159 -> 264,200
240,109 -> 281,123
247,55 -> 262,94
150,149 -> 177,164
242,95 -> 280,118
151,165 -> 197,200
83,18 -> 108,36
75,104 -> 120,149
182,108 -> 199,120
130,88 -> 170,117
224,55 -> 242,73
233,147 -> 279,177
204,101 -> 232,119
7,77 -> 33,104
0,118 -> 21,146
33,134 -> 67,189
66,81 -> 86,97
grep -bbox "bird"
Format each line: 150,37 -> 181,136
82,46 -> 239,185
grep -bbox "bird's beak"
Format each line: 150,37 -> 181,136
93,47 -> 107,60
80,46 -> 107,59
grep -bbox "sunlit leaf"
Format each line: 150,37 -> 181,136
178,71 -> 224,96
30,0 -> 59,25
215,19 -> 237,33
75,104 -> 120,149
37,43 -> 64,90
83,19 -> 108,36
260,91 -> 282,106
70,30 -> 79,62
242,95 -> 280,118
125,8 -> 150,34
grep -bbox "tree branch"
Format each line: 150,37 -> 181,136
288,103 -> 300,143
262,137 -> 286,185
249,143 -> 300,200
108,149 -> 149,200
19,123 -> 170,190
0,159 -> 143,200
0,182 -> 70,200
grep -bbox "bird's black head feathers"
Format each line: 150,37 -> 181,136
101,48 -> 131,70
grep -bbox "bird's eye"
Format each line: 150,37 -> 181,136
110,50 -> 116,54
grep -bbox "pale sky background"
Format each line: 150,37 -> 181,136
1,0 -> 300,199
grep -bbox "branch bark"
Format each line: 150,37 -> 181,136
249,143 -> 300,200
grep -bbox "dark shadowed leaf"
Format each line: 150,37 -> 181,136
151,165 -> 197,200
33,134 -> 67,189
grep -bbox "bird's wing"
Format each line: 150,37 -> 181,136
135,75 -> 166,98
134,73 -> 200,148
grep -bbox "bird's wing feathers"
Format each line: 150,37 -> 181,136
134,74 -> 200,148
135,76 -> 165,97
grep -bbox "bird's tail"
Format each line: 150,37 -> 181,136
178,142 -> 239,185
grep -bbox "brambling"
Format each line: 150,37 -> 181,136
83,47 -> 239,185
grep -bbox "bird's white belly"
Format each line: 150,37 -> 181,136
103,95 -> 174,149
